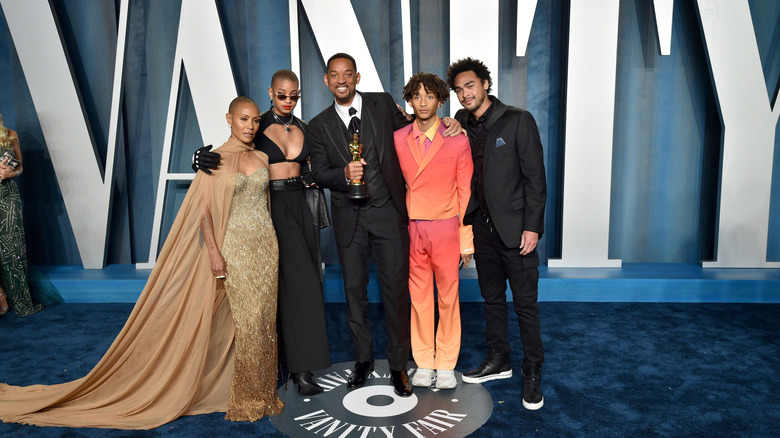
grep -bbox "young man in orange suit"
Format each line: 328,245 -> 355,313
393,73 -> 474,390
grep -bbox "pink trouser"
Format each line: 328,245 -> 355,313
408,216 -> 461,370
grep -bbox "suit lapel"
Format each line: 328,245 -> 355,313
360,94 -> 379,164
413,124 -> 446,180
322,106 -> 351,163
481,103 -> 508,175
405,129 -> 424,166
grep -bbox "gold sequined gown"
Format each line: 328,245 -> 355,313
0,139 -> 273,430
222,167 -> 284,421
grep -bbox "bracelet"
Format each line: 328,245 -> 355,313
13,170 -> 20,177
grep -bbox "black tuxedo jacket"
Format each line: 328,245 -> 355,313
455,97 -> 546,249
308,91 -> 411,247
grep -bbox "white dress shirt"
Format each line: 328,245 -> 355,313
334,92 -> 363,129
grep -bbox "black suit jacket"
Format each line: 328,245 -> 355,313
309,91 -> 411,247
456,97 -> 546,249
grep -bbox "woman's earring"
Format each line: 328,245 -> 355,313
228,124 -> 232,128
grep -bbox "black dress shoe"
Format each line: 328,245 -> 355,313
391,370 -> 413,397
347,360 -> 374,388
462,348 -> 513,383
295,371 -> 324,396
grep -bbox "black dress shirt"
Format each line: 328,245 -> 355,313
466,97 -> 496,213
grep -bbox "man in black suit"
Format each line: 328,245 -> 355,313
308,53 -> 460,397
446,58 -> 547,410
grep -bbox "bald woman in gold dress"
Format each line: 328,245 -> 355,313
0,97 -> 283,429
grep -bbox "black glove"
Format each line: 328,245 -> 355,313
192,145 -> 221,174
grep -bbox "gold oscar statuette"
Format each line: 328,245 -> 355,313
347,132 -> 368,199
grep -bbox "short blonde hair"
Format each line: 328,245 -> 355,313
0,114 -> 9,147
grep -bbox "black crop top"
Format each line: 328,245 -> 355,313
255,109 -> 308,165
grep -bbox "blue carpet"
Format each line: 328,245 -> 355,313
1,302 -> 779,437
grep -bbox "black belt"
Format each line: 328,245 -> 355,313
269,177 -> 304,191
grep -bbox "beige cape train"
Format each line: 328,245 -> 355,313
0,138 -> 264,429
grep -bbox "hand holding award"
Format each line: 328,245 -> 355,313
347,133 -> 368,199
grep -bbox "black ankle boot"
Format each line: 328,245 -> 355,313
295,371 -> 324,396
462,348 -> 512,383
521,360 -> 544,410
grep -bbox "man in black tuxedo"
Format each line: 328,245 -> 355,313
446,58 -> 547,410
308,53 -> 461,397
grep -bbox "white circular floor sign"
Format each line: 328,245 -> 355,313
271,360 -> 493,437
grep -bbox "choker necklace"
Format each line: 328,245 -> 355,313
272,112 -> 293,134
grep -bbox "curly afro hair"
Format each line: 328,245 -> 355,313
446,57 -> 492,93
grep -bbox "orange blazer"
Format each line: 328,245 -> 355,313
394,121 -> 474,253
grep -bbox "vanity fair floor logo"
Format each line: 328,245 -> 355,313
270,360 -> 493,437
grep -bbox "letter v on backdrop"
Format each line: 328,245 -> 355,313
0,0 -> 127,269
1,0 -> 236,269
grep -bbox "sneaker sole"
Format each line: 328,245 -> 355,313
435,381 -> 458,390
522,396 -> 544,410
461,369 -> 513,384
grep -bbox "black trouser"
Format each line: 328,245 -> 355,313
271,188 -> 331,373
472,212 -> 544,365
337,201 -> 411,371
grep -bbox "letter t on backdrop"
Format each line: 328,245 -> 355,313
549,0 -> 675,268
548,0 -> 623,268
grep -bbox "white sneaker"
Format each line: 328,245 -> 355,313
435,370 -> 457,389
411,368 -> 435,387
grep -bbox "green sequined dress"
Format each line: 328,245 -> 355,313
0,143 -> 42,316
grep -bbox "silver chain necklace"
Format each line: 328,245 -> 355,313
272,112 -> 292,134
